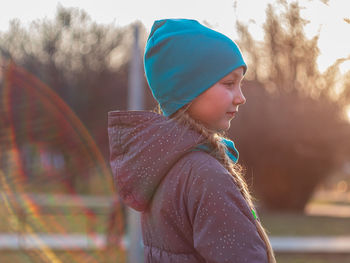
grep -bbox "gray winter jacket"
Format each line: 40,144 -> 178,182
108,110 -> 268,263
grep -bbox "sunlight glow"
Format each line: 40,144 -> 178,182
0,0 -> 349,73
346,106 -> 350,122
340,60 -> 350,75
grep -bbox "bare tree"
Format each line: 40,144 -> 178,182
232,0 -> 350,211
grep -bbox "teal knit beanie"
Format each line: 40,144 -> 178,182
144,18 -> 247,117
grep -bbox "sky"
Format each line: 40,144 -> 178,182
0,0 -> 349,73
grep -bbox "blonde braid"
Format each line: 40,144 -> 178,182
153,103 -> 277,263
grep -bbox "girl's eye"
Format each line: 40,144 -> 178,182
224,82 -> 242,87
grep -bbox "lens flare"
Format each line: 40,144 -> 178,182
0,62 -> 125,262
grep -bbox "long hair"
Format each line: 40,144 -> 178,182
153,103 -> 277,263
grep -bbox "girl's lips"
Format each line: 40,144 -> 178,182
226,112 -> 236,118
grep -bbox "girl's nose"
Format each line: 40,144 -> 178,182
234,90 -> 246,105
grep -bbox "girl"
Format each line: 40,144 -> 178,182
108,18 -> 276,262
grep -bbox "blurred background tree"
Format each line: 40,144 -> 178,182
0,6 -> 152,193
231,0 -> 350,211
0,5 -> 150,161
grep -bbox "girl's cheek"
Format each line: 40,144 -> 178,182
223,89 -> 235,100
221,87 -> 233,96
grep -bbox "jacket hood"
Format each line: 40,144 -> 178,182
107,110 -> 207,212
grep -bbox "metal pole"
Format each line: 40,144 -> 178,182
126,23 -> 145,263
128,23 -> 145,111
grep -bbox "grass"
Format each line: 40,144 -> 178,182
0,249 -> 127,263
0,205 -> 111,234
259,210 -> 350,236
311,199 -> 350,206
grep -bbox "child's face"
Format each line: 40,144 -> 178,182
187,67 -> 246,132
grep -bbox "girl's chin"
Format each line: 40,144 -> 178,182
215,122 -> 231,132
204,119 -> 231,132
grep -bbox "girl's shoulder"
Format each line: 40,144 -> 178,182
179,149 -> 225,172
182,150 -> 256,225
177,150 -> 233,187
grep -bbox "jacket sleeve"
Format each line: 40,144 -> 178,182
186,157 -> 268,263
